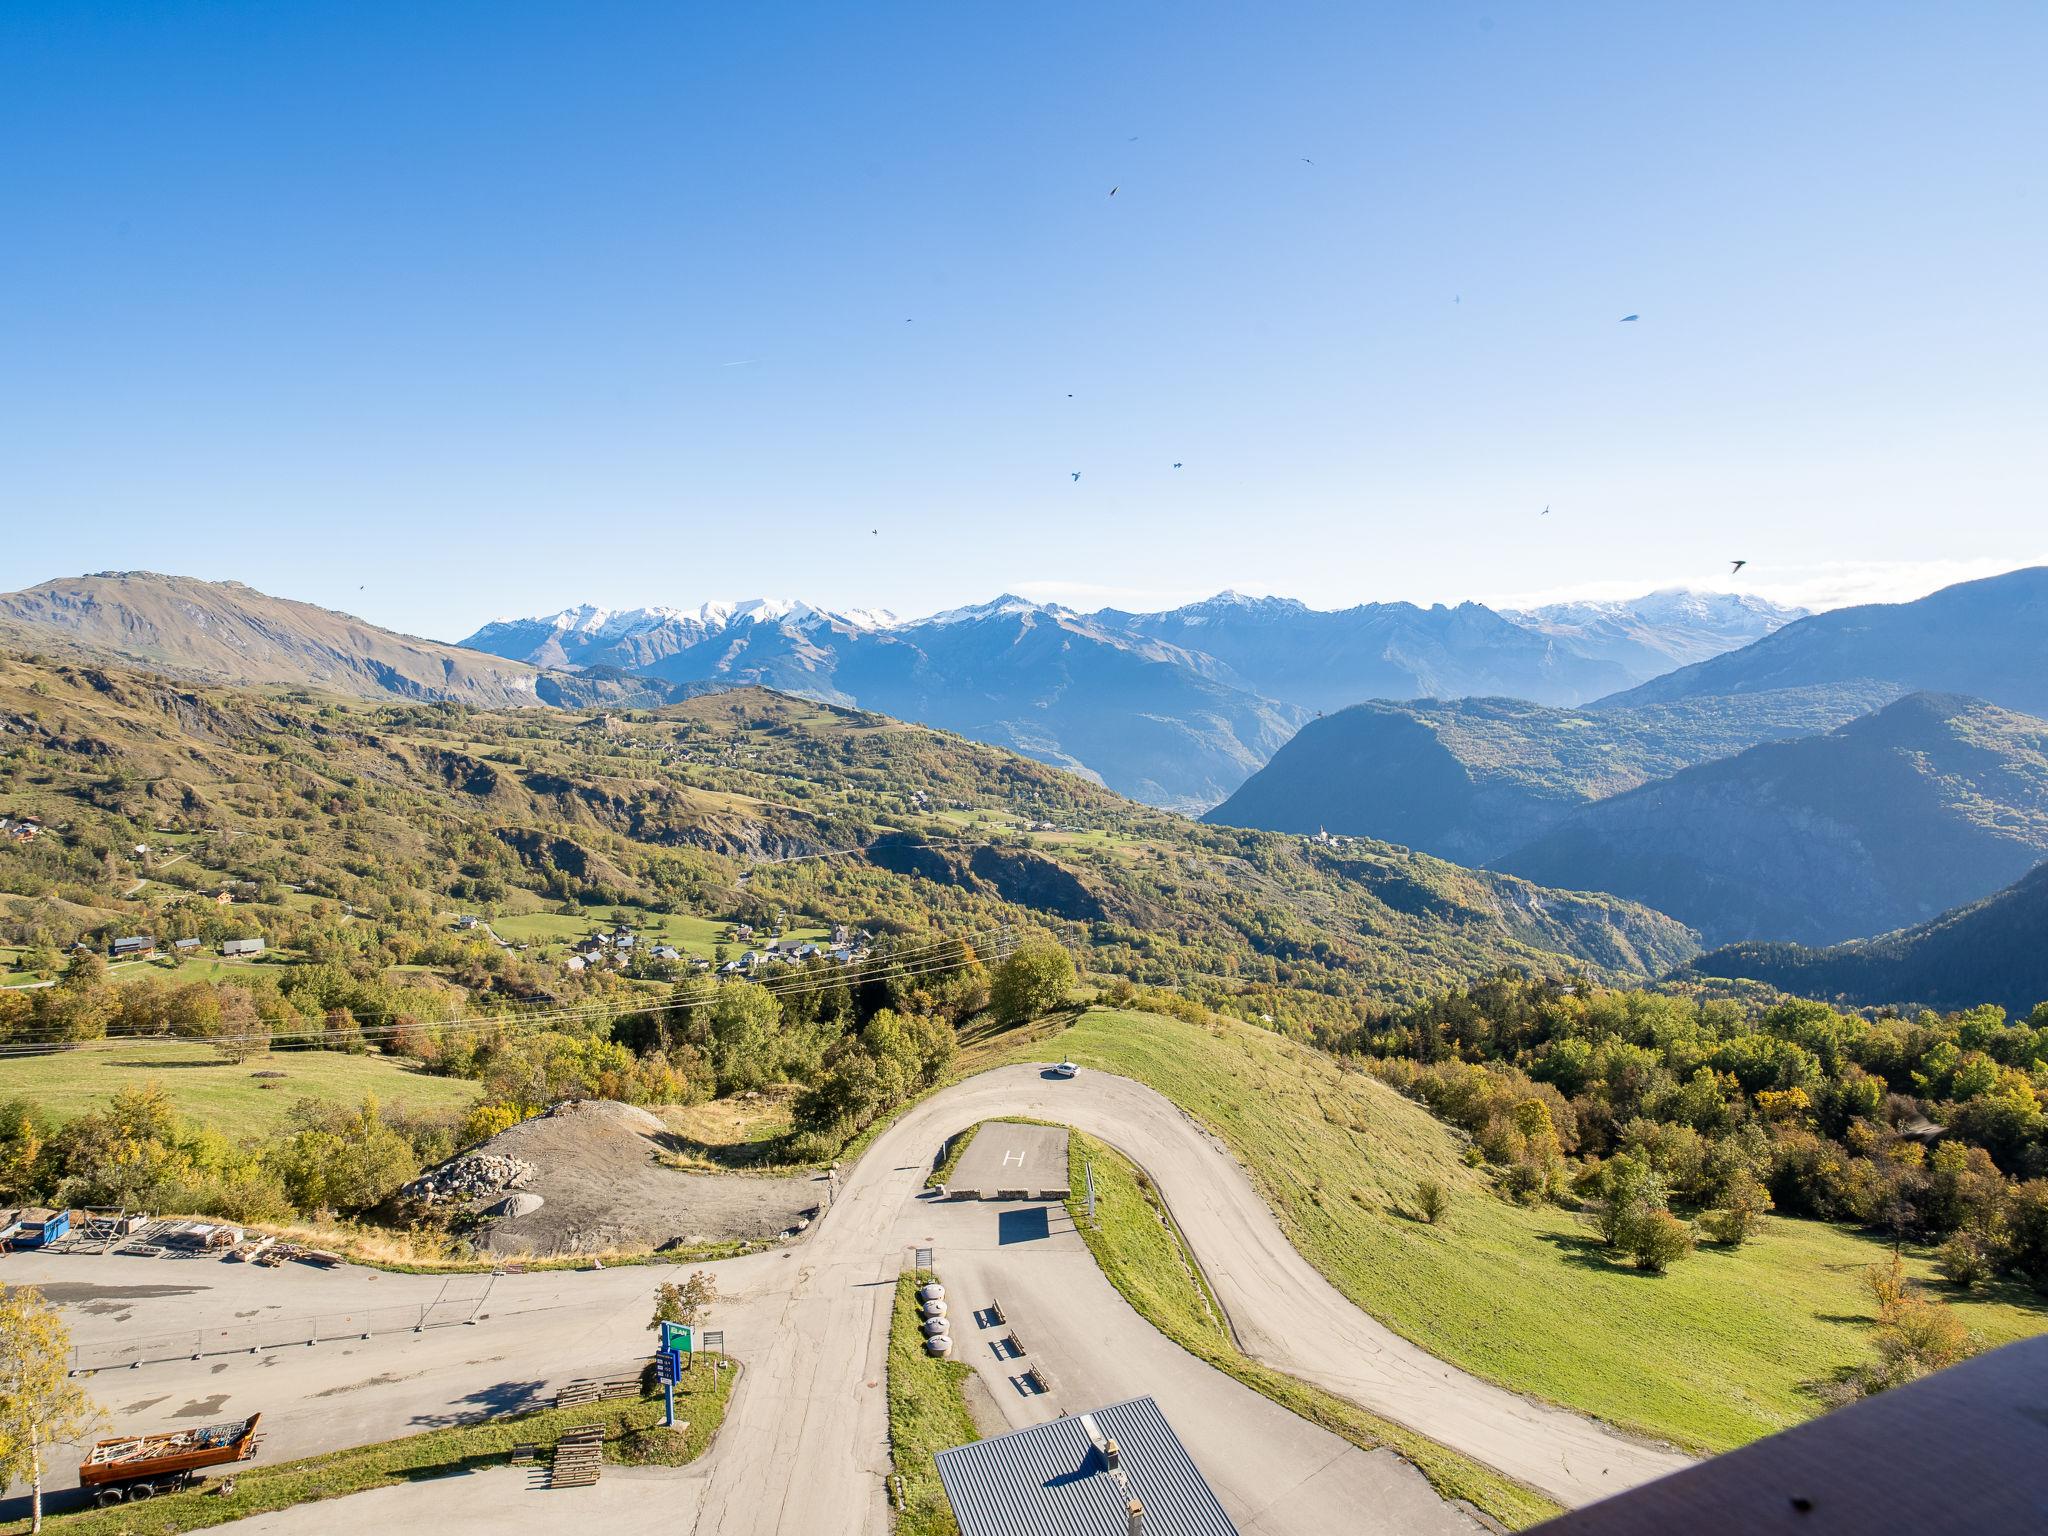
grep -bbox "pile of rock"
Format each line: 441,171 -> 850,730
403,1153 -> 537,1205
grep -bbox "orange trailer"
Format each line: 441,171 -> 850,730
77,1413 -> 262,1506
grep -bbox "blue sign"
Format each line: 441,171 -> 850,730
656,1348 -> 683,1383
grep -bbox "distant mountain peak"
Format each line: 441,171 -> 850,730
922,593 -> 1066,625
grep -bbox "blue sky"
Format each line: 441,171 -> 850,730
3,1 -> 2043,638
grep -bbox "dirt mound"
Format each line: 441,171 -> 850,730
469,1098 -> 821,1257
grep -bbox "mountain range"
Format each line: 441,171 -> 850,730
0,570 -> 548,707
1202,683 -> 1902,865
460,586 -> 1801,806
1596,565 -> 2048,716
1492,692 -> 2048,947
0,572 -> 1803,810
1687,860 -> 2048,1018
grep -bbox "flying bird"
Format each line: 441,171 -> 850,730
1541,505 -> 1550,516
1730,559 -> 1748,574
1108,186 -> 1118,197
1620,314 -> 1639,322
1071,472 -> 1082,481
1173,462 -> 1183,469
1301,157 -> 1315,165
872,529 -> 878,536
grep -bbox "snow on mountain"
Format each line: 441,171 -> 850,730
1504,589 -> 1806,676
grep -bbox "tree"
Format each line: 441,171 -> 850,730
0,1286 -> 104,1533
1414,1177 -> 1448,1225
1700,1168 -> 1774,1247
210,986 -> 269,1065
988,941 -> 1074,1027
0,1101 -> 49,1205
1621,1209 -> 1695,1273
35,953 -> 114,1043
1589,1153 -> 1666,1246
650,1271 -> 719,1334
1935,1230 -> 1992,1290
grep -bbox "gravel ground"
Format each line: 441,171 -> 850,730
463,1099 -> 824,1256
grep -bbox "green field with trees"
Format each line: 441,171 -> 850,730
991,1005 -> 2046,1454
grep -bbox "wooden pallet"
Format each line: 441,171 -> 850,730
553,1375 -> 638,1409
548,1427 -> 605,1489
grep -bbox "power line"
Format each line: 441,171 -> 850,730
0,928 -> 1017,1058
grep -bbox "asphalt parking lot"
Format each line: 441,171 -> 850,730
945,1122 -> 1070,1198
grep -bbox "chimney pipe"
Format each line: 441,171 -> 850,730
1127,1498 -> 1145,1536
1103,1437 -> 1120,1472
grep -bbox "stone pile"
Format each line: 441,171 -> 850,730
403,1153 -> 537,1205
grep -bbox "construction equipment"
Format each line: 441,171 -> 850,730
78,1414 -> 263,1507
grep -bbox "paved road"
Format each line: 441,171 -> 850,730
10,1063 -> 1691,1530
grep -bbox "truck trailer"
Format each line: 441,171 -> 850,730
77,1414 -> 262,1506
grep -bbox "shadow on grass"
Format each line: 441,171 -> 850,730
1535,1230 -> 1652,1275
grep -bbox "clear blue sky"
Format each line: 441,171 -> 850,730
3,1 -> 2043,638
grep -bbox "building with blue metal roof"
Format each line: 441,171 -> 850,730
933,1395 -> 1239,1536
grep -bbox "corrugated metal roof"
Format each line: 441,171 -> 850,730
933,1396 -> 1240,1536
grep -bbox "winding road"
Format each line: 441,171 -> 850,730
10,1063 -> 1692,1532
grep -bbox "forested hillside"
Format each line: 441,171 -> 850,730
1495,694 -> 2048,946
1205,684 -> 1899,863
1689,862 -> 2048,1017
0,652 -> 1696,1018
1333,975 -> 2048,1296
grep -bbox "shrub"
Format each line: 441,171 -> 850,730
1700,1169 -> 1774,1247
1414,1176 -> 1447,1225
1620,1209 -> 1695,1273
1935,1231 -> 1992,1291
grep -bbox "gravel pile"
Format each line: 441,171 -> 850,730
403,1152 -> 536,1204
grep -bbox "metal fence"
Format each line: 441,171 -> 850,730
71,1278 -> 494,1373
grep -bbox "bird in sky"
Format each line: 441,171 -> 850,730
1108,186 -> 1118,197
1071,472 -> 1082,482
1730,559 -> 1748,574
1173,462 -> 1183,469
1301,157 -> 1315,165
1127,135 -> 1140,142
1541,505 -> 1550,516
1620,314 -> 1639,322
871,529 -> 878,537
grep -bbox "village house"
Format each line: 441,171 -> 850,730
221,937 -> 265,958
173,937 -> 201,952
110,934 -> 156,960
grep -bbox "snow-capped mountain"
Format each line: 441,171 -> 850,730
458,586 -> 1798,807
1504,589 -> 1805,677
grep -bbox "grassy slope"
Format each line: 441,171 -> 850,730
1,1370 -> 735,1536
887,1271 -> 979,1536
1068,1131 -> 1561,1530
985,1008 -> 2047,1455
4,1042 -> 480,1130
